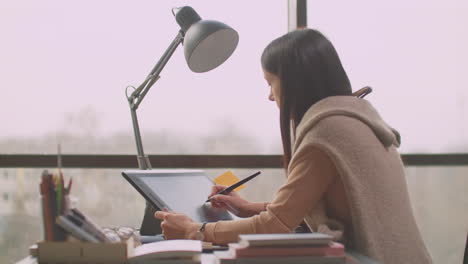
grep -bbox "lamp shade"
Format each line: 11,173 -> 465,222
184,20 -> 238,73
173,6 -> 238,72
174,6 -> 238,73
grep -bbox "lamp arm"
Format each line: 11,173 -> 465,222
130,31 -> 185,110
127,31 -> 184,170
129,108 -> 152,169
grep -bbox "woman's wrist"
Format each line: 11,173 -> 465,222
186,222 -> 201,239
247,202 -> 269,216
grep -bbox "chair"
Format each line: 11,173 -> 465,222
464,233 -> 467,264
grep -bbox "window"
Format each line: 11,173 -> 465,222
307,0 -> 468,153
0,1 -> 286,155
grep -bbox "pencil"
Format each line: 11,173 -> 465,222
66,177 -> 73,194
205,171 -> 261,203
40,172 -> 54,241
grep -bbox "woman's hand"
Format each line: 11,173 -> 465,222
154,210 -> 199,240
209,185 -> 261,218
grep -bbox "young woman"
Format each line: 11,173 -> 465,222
155,29 -> 432,263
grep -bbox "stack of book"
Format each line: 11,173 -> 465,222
214,233 -> 345,264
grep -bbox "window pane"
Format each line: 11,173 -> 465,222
406,166 -> 468,264
1,167 -> 467,263
0,1 -> 285,154
307,0 -> 468,153
0,168 -> 285,263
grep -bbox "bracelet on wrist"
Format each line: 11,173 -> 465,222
193,222 -> 207,241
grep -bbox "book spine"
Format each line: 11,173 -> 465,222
232,243 -> 344,258
70,209 -> 109,242
56,216 -> 100,242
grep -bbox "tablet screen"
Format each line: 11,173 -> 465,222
122,170 -> 236,223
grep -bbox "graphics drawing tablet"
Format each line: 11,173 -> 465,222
122,169 -> 237,223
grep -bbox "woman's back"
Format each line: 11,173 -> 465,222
292,96 -> 432,263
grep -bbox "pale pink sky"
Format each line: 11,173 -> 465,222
1,0 -> 467,153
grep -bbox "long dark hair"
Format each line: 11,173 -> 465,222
261,29 -> 352,169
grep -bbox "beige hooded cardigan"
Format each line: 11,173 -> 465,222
204,96 -> 432,263
292,96 -> 432,263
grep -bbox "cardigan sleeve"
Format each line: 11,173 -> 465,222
203,147 -> 338,245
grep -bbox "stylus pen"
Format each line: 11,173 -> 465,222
205,171 -> 261,203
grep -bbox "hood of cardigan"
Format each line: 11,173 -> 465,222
294,96 -> 401,151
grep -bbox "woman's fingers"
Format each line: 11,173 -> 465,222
211,194 -> 233,204
211,195 -> 242,215
154,210 -> 170,220
154,212 -> 196,240
211,195 -> 236,210
211,200 -> 220,208
211,195 -> 226,208
211,200 -> 227,209
211,194 -> 231,208
209,185 -> 227,197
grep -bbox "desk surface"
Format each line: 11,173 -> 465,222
16,254 -> 217,264
16,251 -> 379,264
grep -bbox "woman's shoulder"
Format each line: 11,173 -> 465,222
294,96 -> 399,152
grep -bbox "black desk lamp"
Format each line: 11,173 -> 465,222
126,6 -> 239,170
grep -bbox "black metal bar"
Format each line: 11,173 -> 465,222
401,154 -> 468,166
0,155 -> 282,169
297,0 -> 307,28
1,154 -> 468,168
288,0 -> 307,32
